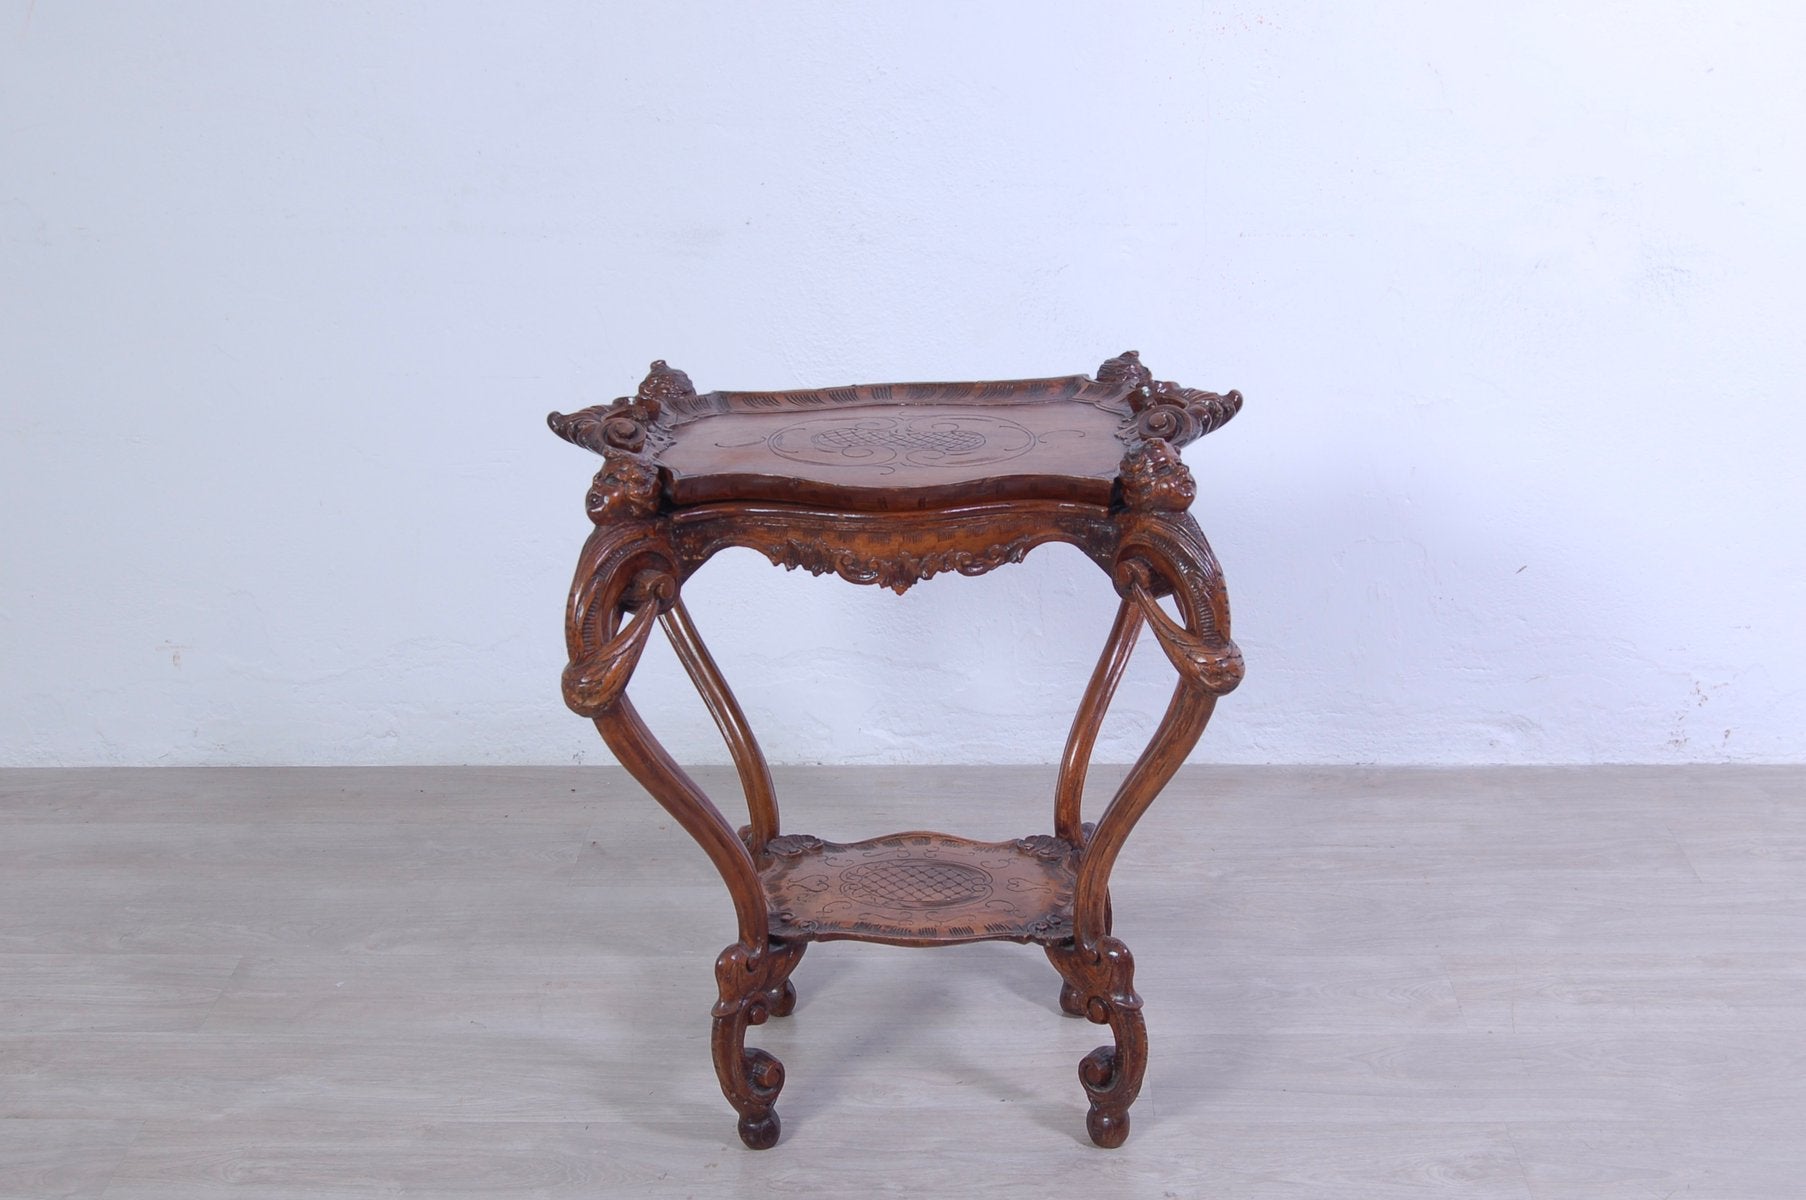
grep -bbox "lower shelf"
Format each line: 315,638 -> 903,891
759,830 -> 1078,947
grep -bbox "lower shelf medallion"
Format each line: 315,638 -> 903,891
761,831 -> 1078,946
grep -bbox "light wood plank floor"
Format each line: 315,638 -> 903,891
0,766 -> 1800,1198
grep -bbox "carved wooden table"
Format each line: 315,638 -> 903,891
548,351 -> 1243,1149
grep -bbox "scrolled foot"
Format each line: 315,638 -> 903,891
1080,1044 -> 1118,1088
1046,936 -> 1149,1148
711,940 -> 803,1149
1086,1105 -> 1129,1149
1080,1045 -> 1132,1147
744,1047 -> 785,1098
737,1111 -> 780,1150
733,1048 -> 784,1147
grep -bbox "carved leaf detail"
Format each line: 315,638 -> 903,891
1014,834 -> 1077,862
1128,380 -> 1242,446
765,834 -> 826,859
760,535 -> 1041,593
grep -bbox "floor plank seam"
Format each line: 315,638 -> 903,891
191,953 -> 248,1036
1501,1124 -> 1536,1200
1662,818 -> 1708,886
91,1117 -> 146,1200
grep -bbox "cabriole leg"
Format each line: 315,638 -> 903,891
1047,509 -> 1243,1147
563,518 -> 800,1146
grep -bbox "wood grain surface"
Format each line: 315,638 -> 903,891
0,765 -> 1801,1197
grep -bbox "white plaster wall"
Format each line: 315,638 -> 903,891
3,3 -> 1803,766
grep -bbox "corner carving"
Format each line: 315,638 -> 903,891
584,453 -> 662,523
1096,350 -> 1156,390
548,359 -> 695,456
1118,441 -> 1196,512
1099,350 -> 1241,450
550,360 -> 701,523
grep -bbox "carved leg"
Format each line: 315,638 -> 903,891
1044,510 -> 1242,1146
712,939 -> 805,1149
1045,936 -> 1146,1148
564,520 -> 806,1145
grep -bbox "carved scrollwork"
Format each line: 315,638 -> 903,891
1118,440 -> 1197,513
1045,934 -> 1147,1148
1111,512 -> 1243,696
547,401 -> 655,456
1130,594 -> 1244,696
1047,935 -> 1145,1022
548,359 -> 698,459
1100,349 -> 1241,451
1128,379 -> 1242,446
562,566 -> 677,716
561,597 -> 657,718
562,523 -> 682,718
549,363 -> 690,523
711,938 -> 805,1020
547,406 -> 633,455
710,937 -> 807,1149
761,534 -> 1041,594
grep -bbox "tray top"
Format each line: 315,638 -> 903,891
549,352 -> 1240,514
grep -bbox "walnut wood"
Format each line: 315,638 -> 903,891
762,832 -> 1078,947
1045,934 -> 1148,1148
666,498 -> 1121,594
657,598 -> 779,856
551,351 -> 1243,1149
1054,598 -> 1146,845
709,936 -> 805,1149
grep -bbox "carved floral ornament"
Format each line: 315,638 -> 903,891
761,534 -> 1042,595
